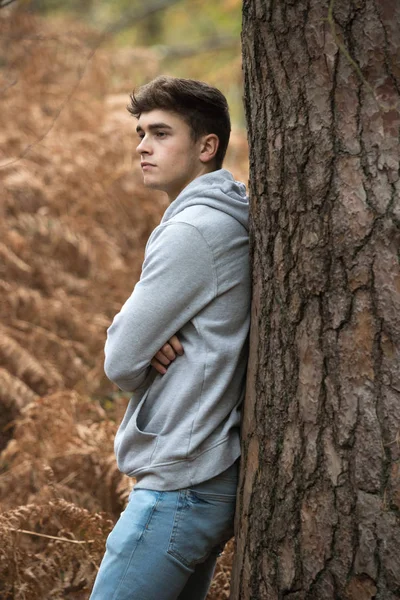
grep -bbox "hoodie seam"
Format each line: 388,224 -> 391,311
128,435 -> 233,475
186,317 -> 207,458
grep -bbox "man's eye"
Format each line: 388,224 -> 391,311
156,132 -> 166,138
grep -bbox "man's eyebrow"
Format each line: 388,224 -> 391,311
136,122 -> 173,133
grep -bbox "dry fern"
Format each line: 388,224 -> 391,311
0,367 -> 38,411
0,496 -> 114,600
0,367 -> 38,454
9,213 -> 96,278
0,391 -> 130,599
0,391 -> 131,513
0,327 -> 61,394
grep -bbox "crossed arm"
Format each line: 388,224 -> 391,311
104,222 -> 216,392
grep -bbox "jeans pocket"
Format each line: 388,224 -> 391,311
187,489 -> 237,503
167,490 -> 235,569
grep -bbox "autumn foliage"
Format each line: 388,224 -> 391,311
0,7 -> 248,599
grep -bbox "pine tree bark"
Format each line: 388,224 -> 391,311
231,1 -> 400,598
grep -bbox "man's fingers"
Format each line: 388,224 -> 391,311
154,350 -> 172,366
151,357 -> 167,375
151,336 -> 184,376
168,335 -> 184,355
160,343 -> 176,361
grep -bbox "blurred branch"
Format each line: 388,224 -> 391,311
0,47 -> 99,169
0,0 -> 17,8
157,35 -> 239,59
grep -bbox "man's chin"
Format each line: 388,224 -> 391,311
142,177 -> 166,193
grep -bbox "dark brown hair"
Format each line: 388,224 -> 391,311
127,76 -> 231,169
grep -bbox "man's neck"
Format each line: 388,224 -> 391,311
167,164 -> 218,203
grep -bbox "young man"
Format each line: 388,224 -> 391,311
90,76 -> 250,600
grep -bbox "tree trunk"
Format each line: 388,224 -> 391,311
231,1 -> 400,598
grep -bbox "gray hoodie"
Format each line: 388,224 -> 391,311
104,168 -> 250,490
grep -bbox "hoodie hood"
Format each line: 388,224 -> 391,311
160,169 -> 249,231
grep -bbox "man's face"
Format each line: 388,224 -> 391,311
136,109 -> 205,201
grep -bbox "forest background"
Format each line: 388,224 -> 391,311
0,1 -> 249,598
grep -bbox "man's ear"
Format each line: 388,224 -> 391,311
199,134 -> 219,164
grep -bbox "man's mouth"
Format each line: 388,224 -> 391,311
141,162 -> 156,170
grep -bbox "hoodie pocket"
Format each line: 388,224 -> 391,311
114,389 -> 160,475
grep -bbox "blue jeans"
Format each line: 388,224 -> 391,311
89,461 -> 238,600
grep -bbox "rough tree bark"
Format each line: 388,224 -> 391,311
231,1 -> 400,599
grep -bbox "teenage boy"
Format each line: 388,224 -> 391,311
90,76 -> 250,600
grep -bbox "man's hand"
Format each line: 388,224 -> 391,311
151,334 -> 184,375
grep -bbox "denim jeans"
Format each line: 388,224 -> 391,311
89,460 -> 239,600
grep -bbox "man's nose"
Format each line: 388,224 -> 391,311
136,136 -> 150,155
